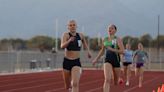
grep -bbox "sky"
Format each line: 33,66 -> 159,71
0,0 -> 163,39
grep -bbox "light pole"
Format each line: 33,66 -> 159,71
157,15 -> 160,52
157,15 -> 161,69
55,19 -> 58,52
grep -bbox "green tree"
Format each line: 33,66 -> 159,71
122,36 -> 139,50
89,38 -> 101,51
27,35 -> 55,51
152,35 -> 164,48
140,34 -> 152,47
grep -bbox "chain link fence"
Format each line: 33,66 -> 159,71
0,49 -> 163,74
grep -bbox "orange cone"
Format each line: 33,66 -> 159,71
161,84 -> 164,92
157,87 -> 161,92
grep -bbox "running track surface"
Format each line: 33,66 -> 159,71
0,70 -> 163,92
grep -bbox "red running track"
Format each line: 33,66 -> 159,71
0,70 -> 163,92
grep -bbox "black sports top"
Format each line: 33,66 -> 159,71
66,32 -> 81,51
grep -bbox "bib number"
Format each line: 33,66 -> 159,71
78,40 -> 81,47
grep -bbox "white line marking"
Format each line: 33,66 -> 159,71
123,77 -> 158,92
85,86 -> 103,92
46,79 -> 103,92
2,81 -> 63,92
0,77 -> 60,88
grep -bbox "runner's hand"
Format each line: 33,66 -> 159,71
92,59 -> 98,66
68,37 -> 76,42
87,51 -> 92,58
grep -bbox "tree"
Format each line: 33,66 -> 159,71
122,36 -> 133,45
140,34 -> 152,48
27,35 -> 55,51
153,35 -> 164,48
89,38 -> 100,51
122,36 -> 139,50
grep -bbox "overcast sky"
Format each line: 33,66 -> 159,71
0,0 -> 163,39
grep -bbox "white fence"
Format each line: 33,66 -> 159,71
0,49 -> 163,74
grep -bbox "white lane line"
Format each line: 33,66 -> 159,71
2,81 -> 63,92
46,79 -> 103,92
0,71 -> 60,83
0,77 -> 60,88
85,86 -> 102,92
123,77 -> 158,92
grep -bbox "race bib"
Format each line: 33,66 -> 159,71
112,39 -> 117,45
78,40 -> 81,47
